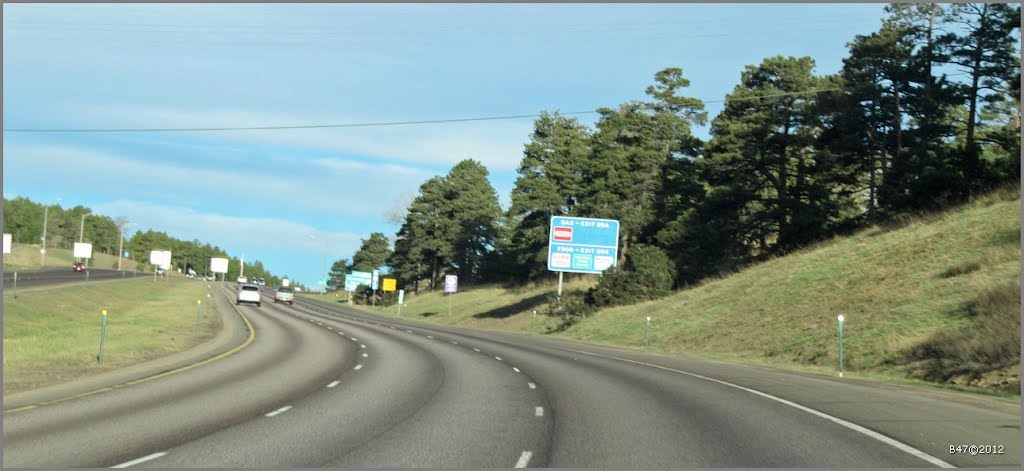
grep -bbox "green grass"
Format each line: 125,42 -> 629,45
3,243 -> 141,272
3,278 -> 220,395
318,188 -> 1020,396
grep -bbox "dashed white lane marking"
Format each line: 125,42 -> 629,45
111,452 -> 168,468
406,330 -> 413,333
515,451 -> 533,468
327,381 -> 341,388
317,322 -> 323,326
473,348 -> 481,352
327,326 -> 333,330
512,367 -> 520,373
427,335 -> 434,339
354,364 -> 363,370
560,347 -> 956,468
360,344 -> 366,349
351,337 -> 358,341
528,382 -> 536,389
362,353 -> 368,358
495,357 -> 503,361
451,341 -> 458,345
337,332 -> 345,336
265,406 -> 292,417
535,406 -> 544,417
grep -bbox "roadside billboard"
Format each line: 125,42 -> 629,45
210,257 -> 229,274
345,271 -> 372,292
73,242 -> 93,259
546,216 -> 620,274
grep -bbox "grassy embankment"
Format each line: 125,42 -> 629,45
316,188 -> 1020,395
3,243 -> 141,272
3,278 -> 220,395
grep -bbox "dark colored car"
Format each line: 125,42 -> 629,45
72,262 -> 86,272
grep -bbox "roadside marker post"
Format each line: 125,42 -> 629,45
86,270 -> 90,281
837,315 -> 845,378
12,272 -> 17,299
532,310 -> 537,335
645,316 -> 651,349
195,300 -> 202,337
98,310 -> 108,364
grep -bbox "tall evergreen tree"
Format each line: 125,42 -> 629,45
507,112 -> 591,279
445,159 -> 502,284
350,232 -> 392,272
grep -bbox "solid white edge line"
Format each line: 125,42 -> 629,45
327,381 -> 340,388
265,405 -> 292,417
515,451 -> 533,468
535,406 -> 544,417
354,364 -> 363,370
560,347 -> 956,468
528,382 -> 536,389
111,452 -> 168,468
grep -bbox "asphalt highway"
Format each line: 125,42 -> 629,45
3,286 -> 1019,468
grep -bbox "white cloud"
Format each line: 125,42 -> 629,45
2,142 -> 433,218
91,199 -> 364,286
64,104 -> 531,171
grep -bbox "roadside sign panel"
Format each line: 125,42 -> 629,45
444,274 -> 458,293
382,278 -> 396,292
160,251 -> 172,270
398,289 -> 405,304
371,269 -> 380,290
345,271 -> 372,291
73,242 -> 93,259
547,216 -> 620,274
210,257 -> 229,273
3,233 -> 11,254
150,251 -> 163,265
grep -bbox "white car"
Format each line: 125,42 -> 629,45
274,286 -> 295,305
236,283 -> 262,307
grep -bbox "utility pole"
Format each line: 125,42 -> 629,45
78,211 -> 90,266
40,205 -> 49,266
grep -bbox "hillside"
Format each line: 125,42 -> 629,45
3,243 -> 141,272
323,189 -> 1021,394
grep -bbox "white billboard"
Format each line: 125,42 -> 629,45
210,257 -> 229,274
150,250 -> 172,269
73,242 -> 93,259
3,233 -> 11,255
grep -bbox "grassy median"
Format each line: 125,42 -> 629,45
3,278 -> 221,395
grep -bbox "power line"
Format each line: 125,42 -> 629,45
0,85 -> 934,133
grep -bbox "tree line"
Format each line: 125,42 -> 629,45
339,4 -> 1020,306
2,196 -> 284,285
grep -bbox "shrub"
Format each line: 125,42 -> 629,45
586,244 -> 676,307
542,290 -> 595,332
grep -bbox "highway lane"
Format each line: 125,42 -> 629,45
3,286 -> 1019,467
293,296 -> 1020,468
2,267 -> 151,290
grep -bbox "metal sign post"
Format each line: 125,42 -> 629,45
444,275 -> 458,316
98,310 -> 108,364
838,315 -> 845,377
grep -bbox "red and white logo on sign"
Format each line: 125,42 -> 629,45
553,226 -> 573,241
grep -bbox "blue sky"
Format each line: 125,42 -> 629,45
3,3 -> 888,287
